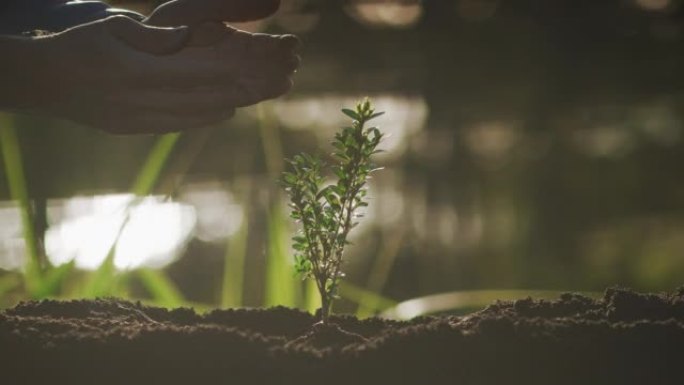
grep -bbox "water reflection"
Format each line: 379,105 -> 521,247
634,0 -> 672,12
180,182 -> 244,243
346,0 -> 422,28
463,121 -> 519,165
634,104 -> 682,146
45,194 -> 195,270
572,125 -> 635,158
0,204 -> 23,271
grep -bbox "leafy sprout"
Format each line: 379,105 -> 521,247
282,99 -> 384,324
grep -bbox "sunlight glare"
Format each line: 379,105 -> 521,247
274,94 -> 428,160
347,0 -> 423,28
0,203 -> 24,271
572,126 -> 635,158
464,121 -> 519,164
180,183 -> 244,243
45,194 -> 196,271
635,0 -> 671,11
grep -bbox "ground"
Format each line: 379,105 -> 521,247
1,287 -> 682,385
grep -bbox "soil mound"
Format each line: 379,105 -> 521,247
1,287 -> 682,385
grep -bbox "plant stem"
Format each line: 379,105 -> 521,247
320,288 -> 331,323
325,118 -> 367,305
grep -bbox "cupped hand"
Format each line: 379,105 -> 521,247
37,15 -> 298,134
177,21 -> 300,107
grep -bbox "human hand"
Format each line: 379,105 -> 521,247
174,21 -> 300,107
145,0 -> 300,109
33,14 -> 298,134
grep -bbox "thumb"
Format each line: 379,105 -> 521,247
146,0 -> 280,27
104,15 -> 190,55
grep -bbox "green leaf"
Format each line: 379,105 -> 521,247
368,112 -> 385,120
136,269 -> 185,307
282,172 -> 297,185
341,109 -> 360,120
282,99 -> 385,322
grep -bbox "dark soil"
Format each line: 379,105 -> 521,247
1,287 -> 683,385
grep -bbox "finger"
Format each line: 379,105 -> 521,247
279,34 -> 302,51
104,15 -> 190,55
146,0 -> 280,27
104,24 -> 298,88
212,29 -> 300,76
232,76 -> 293,107
114,77 -> 292,111
232,30 -> 300,58
187,21 -> 236,47
99,108 -> 236,135
105,87 -> 240,114
238,58 -> 299,81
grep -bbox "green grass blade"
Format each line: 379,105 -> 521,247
338,281 -> 397,316
0,114 -> 42,295
84,133 -> 182,299
127,133 -> 185,305
256,103 -> 284,175
264,203 -> 297,307
382,290 -> 604,319
82,249 -> 117,298
156,127 -> 215,196
0,274 -> 21,298
131,133 -> 181,195
136,268 -> 184,308
304,278 -> 321,314
34,261 -> 76,299
356,227 -> 406,318
222,208 -> 248,308
256,103 -> 299,308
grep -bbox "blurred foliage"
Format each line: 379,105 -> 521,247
2,0 -> 684,313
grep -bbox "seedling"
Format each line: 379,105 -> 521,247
282,99 -> 384,324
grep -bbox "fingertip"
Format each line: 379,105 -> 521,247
168,24 -> 191,41
188,21 -> 229,47
279,34 -> 301,50
283,54 -> 301,73
103,14 -> 138,33
271,77 -> 294,98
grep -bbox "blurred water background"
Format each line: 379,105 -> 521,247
1,0 -> 683,316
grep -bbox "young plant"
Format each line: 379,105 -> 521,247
282,99 -> 384,324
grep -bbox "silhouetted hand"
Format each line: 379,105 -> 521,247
1,0 -> 299,134
31,16 -> 227,134
37,15 -> 297,134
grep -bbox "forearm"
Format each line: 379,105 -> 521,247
0,34 -> 53,112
